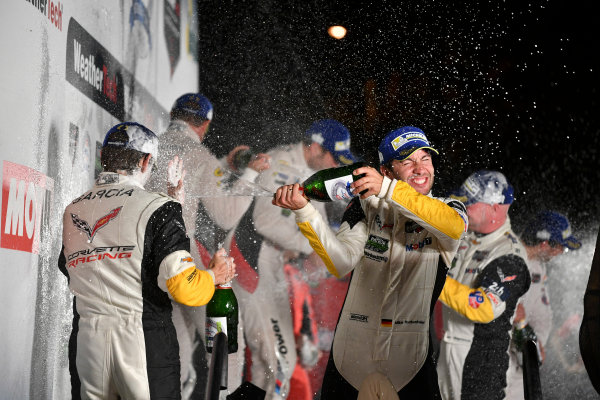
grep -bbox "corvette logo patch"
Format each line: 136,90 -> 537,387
71,207 -> 122,242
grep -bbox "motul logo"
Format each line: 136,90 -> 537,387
1,161 -> 54,254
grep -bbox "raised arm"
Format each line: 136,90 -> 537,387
273,184 -> 367,278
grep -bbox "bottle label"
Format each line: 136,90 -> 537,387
324,175 -> 354,200
205,316 -> 228,348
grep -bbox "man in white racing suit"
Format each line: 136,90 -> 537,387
437,170 -> 531,400
58,122 -> 235,400
147,93 -> 270,397
273,126 -> 468,399
504,210 -> 581,399
229,119 -> 357,399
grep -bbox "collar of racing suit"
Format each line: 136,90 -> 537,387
96,172 -> 145,190
167,119 -> 202,143
466,216 -> 512,246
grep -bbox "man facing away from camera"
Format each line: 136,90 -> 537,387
58,122 -> 235,400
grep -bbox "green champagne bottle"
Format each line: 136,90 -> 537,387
205,281 -> 239,353
300,162 -> 365,202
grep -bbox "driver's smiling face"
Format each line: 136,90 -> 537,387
384,149 -> 434,195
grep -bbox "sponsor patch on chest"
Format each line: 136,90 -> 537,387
405,237 -> 432,252
365,234 -> 389,253
405,220 -> 424,233
364,251 -> 388,263
472,250 -> 489,262
350,313 -> 368,323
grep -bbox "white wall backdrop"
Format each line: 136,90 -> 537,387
0,1 -> 199,398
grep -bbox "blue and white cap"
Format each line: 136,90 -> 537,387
451,170 -> 514,206
378,126 -> 438,164
102,122 -> 159,159
305,119 -> 357,165
524,210 -> 581,250
171,93 -> 213,121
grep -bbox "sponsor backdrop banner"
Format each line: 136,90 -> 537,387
0,1 -> 198,398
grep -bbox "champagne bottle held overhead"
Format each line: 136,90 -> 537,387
300,162 -> 365,202
205,281 -> 239,353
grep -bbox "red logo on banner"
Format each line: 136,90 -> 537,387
1,161 -> 54,254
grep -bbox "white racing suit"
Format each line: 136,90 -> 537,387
228,142 -> 327,399
437,217 -> 531,400
58,172 -> 217,400
504,258 -> 551,399
291,176 -> 467,399
148,120 -> 258,397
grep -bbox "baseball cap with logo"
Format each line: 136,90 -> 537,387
171,93 -> 214,121
305,119 -> 357,165
523,210 -> 581,250
102,122 -> 159,159
450,170 -> 514,206
378,126 -> 439,165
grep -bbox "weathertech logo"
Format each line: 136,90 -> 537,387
71,207 -> 121,242
66,18 -> 125,120
23,0 -> 64,31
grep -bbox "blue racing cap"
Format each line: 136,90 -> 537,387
306,119 -> 357,165
523,211 -> 581,250
102,122 -> 159,159
450,170 -> 514,206
171,93 -> 213,121
378,126 -> 438,165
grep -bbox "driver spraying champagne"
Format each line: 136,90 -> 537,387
272,126 -> 467,400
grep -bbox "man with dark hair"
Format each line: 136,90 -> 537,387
272,126 -> 467,399
148,93 -> 271,398
505,210 -> 581,399
59,121 -> 235,399
437,170 -> 531,400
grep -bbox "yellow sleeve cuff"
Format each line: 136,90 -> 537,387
439,276 -> 495,323
166,266 -> 216,307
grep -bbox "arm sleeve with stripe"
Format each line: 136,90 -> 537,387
379,176 -> 468,267
439,254 -> 531,323
146,201 -> 216,306
293,197 -> 368,278
253,194 -> 314,254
